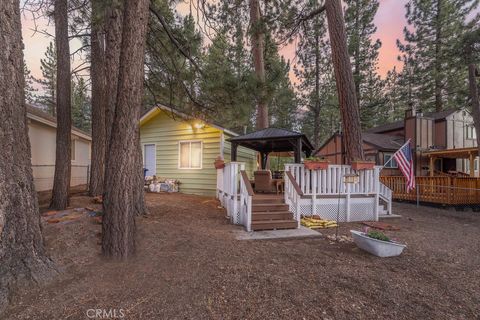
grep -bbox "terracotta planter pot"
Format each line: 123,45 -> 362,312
351,160 -> 375,171
214,159 -> 225,169
304,160 -> 329,170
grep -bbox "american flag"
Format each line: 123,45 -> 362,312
393,139 -> 415,192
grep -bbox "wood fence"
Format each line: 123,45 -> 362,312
380,176 -> 480,205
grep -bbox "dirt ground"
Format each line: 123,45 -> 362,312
4,192 -> 480,319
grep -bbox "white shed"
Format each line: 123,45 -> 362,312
27,105 -> 91,191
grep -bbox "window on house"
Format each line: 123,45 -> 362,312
179,141 -> 202,169
466,126 -> 477,140
383,153 -> 398,168
71,139 -> 76,161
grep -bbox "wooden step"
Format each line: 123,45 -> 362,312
252,211 -> 293,221
252,197 -> 285,204
251,219 -> 297,231
252,204 -> 290,212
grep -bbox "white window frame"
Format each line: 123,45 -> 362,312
71,138 -> 76,162
466,126 -> 477,140
178,140 -> 203,170
383,153 -> 398,169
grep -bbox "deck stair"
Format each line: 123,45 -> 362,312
251,195 -> 297,231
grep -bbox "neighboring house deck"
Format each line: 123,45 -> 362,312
316,108 -> 479,177
315,108 -> 480,207
27,105 -> 91,192
139,105 -> 257,196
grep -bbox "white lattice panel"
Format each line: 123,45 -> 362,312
297,198 -> 376,222
350,198 -> 376,221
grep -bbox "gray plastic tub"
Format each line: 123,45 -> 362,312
350,230 -> 406,257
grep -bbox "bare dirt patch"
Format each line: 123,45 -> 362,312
4,193 -> 480,319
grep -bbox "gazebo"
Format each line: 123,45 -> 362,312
228,128 -> 314,169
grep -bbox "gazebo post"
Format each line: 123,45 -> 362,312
231,142 -> 238,162
294,138 -> 302,163
260,152 -> 268,170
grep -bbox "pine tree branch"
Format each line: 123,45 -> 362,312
149,5 -> 204,77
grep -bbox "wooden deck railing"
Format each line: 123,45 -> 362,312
380,176 -> 480,205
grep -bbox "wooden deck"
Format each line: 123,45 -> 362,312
380,176 -> 480,205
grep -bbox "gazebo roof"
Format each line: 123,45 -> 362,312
228,127 -> 314,154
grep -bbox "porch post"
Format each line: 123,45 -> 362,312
469,152 -> 475,177
429,156 -> 434,177
231,142 -> 238,162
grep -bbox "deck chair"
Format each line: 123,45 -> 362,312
254,170 -> 276,193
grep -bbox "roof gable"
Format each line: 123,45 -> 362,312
140,105 -> 239,136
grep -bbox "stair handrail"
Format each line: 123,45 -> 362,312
379,182 -> 392,215
285,171 -> 303,227
240,170 -> 253,231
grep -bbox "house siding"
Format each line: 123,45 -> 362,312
28,119 -> 91,191
223,138 -> 257,177
140,110 -> 257,196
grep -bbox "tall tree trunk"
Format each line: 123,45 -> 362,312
0,0 -> 56,312
353,0 -> 361,108
313,15 -> 321,149
325,0 -> 364,162
249,0 -> 268,129
468,64 -> 480,157
105,3 -> 123,150
89,0 -> 107,196
104,2 -> 146,216
50,0 -> 71,209
434,0 -> 443,112
102,0 -> 150,258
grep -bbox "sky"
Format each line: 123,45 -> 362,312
21,0 -> 409,85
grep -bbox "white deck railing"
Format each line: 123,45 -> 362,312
216,162 -> 246,226
239,171 -> 253,231
284,164 -> 393,221
217,162 -> 394,228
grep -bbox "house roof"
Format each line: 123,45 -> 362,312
366,108 -> 459,134
140,104 -> 239,137
228,127 -> 315,154
27,105 -> 92,141
362,133 -> 405,151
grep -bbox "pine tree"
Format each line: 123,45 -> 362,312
398,0 -> 480,112
33,41 -> 57,115
294,1 -> 338,148
71,78 -> 91,132
344,0 -> 384,128
0,0 -> 56,312
23,62 -> 37,104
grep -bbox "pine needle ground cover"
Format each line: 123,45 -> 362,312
3,193 -> 480,319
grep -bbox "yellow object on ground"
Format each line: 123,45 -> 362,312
301,217 -> 338,229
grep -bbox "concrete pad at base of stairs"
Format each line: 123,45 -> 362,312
379,214 -> 402,219
234,226 -> 322,240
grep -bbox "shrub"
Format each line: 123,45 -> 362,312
367,230 -> 390,242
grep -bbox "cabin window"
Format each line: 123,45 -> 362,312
466,126 -> 477,140
383,153 -> 398,168
179,141 -> 202,169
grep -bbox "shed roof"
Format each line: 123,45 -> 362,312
27,105 -> 92,141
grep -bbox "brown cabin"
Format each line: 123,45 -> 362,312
316,108 -> 479,177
